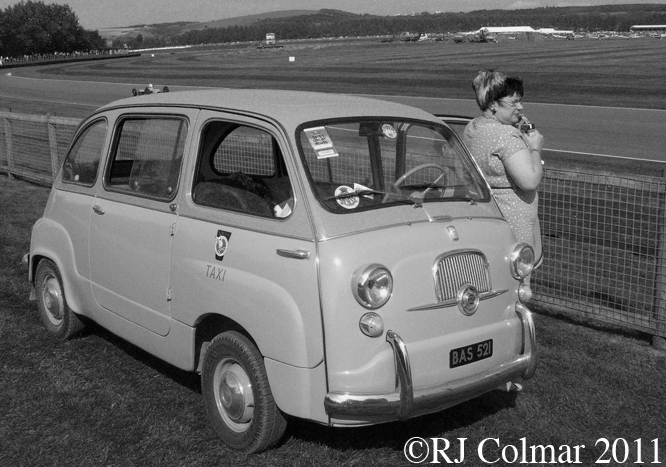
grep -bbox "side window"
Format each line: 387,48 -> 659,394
107,117 -> 188,200
62,119 -> 107,186
193,122 -> 293,218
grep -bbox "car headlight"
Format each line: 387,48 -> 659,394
510,243 -> 535,280
352,264 -> 393,309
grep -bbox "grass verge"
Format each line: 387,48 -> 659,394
1,174 -> 665,466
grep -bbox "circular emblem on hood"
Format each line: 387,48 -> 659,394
457,283 -> 480,316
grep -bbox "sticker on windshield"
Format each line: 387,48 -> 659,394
335,185 -> 360,209
304,126 -> 339,159
382,124 -> 397,139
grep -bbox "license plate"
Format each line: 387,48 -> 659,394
450,339 -> 493,368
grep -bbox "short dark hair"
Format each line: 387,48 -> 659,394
472,70 -> 524,111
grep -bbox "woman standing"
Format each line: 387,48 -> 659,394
463,70 -> 544,269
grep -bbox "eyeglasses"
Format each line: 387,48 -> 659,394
499,99 -> 522,108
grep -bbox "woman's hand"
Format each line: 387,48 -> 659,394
522,129 -> 544,152
503,130 -> 544,192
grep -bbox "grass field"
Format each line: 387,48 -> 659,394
2,37 -> 666,466
2,172 -> 665,466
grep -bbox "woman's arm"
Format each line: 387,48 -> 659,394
502,130 -> 544,191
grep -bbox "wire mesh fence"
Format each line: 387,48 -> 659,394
532,168 -> 666,338
0,112 -> 79,184
2,110 -> 665,340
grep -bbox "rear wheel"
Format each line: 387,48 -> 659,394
35,259 -> 85,340
201,331 -> 287,453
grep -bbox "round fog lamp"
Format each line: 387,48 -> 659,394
359,312 -> 384,337
519,284 -> 533,302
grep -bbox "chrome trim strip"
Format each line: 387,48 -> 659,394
406,289 -> 508,312
324,303 -> 537,421
317,215 -> 504,243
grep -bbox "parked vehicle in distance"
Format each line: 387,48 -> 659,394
24,89 -> 538,453
131,83 -> 169,96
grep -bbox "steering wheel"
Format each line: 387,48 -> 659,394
382,163 -> 446,202
217,185 -> 250,211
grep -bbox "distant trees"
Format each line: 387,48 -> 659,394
0,0 -> 105,58
111,33 -> 168,50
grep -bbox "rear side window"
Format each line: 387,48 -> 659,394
106,117 -> 188,200
193,122 -> 293,218
62,119 -> 107,186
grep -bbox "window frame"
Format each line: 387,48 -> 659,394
191,119 -> 294,219
61,118 -> 108,188
295,117 -> 491,214
103,113 -> 189,202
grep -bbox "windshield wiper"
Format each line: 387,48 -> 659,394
326,188 -> 422,206
326,189 -> 385,200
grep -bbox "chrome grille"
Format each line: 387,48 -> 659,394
434,252 -> 491,302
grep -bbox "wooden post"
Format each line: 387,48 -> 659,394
653,169 -> 666,347
3,115 -> 14,179
47,114 -> 60,181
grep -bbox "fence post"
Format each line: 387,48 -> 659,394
47,115 -> 60,181
653,170 -> 666,346
3,115 -> 14,179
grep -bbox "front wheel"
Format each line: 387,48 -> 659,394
35,259 -> 85,340
201,331 -> 287,453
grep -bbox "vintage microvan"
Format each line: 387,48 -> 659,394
25,89 -> 537,452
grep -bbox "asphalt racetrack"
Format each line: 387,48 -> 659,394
1,40 -> 665,170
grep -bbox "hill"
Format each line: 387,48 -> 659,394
179,10 -> 318,33
98,10 -> 317,40
101,4 -> 666,48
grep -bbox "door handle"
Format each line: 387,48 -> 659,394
92,205 -> 104,215
276,249 -> 310,260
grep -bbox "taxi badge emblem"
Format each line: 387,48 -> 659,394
215,230 -> 231,261
447,226 -> 459,241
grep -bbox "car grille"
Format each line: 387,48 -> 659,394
434,252 -> 491,302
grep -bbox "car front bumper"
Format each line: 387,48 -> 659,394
324,302 -> 537,422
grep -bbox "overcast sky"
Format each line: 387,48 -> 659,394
1,0 -> 662,30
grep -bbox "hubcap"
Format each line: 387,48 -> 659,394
42,274 -> 64,325
214,360 -> 254,432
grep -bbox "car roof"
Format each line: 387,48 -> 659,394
98,88 -> 441,127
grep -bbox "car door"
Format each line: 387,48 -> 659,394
170,113 -> 324,369
89,112 -> 194,336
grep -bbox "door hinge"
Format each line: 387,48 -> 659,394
170,223 -> 177,236
166,288 -> 172,302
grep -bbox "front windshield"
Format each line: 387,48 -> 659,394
297,119 -> 490,213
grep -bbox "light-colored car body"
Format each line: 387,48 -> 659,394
26,89 -> 537,452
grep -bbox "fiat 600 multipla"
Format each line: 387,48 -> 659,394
25,89 -> 537,453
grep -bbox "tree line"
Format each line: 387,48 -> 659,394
3,2 -> 666,57
0,0 -> 104,58
169,5 -> 666,47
